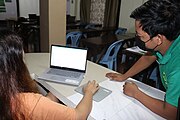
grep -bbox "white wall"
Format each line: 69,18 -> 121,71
69,0 -> 80,20
119,0 -> 144,33
0,0 -> 18,20
67,0 -> 70,15
69,0 -> 144,32
19,0 -> 39,18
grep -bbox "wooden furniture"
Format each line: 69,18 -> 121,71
66,27 -> 116,37
80,33 -> 135,62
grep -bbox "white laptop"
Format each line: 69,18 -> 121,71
38,45 -> 88,86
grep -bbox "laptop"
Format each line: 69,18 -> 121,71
38,45 -> 88,86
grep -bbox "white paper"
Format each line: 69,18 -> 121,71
68,80 -> 134,119
67,79 -> 165,120
126,46 -> 147,54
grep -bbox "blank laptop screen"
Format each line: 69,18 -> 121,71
50,45 -> 87,71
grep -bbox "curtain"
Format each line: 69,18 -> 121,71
90,0 -> 105,25
0,0 -> 6,12
103,0 -> 120,28
80,0 -> 91,24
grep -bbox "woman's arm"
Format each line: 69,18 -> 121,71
75,80 -> 99,120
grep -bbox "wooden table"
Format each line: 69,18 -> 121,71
66,27 -> 116,37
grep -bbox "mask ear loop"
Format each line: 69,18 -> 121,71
152,35 -> 163,51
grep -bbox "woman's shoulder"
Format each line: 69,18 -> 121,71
19,92 -> 43,101
19,93 -> 43,112
20,92 -> 47,109
19,93 -> 77,119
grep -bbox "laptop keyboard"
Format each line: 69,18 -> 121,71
47,69 -> 81,79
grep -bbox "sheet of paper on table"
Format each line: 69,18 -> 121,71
68,78 -> 165,120
126,46 -> 147,54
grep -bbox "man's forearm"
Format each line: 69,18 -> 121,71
124,55 -> 156,78
135,90 -> 177,120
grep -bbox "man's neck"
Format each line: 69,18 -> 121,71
159,39 -> 173,55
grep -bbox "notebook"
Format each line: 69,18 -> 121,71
75,83 -> 112,102
38,45 -> 88,86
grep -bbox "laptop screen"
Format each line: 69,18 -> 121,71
50,45 -> 87,71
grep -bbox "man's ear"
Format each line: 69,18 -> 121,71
156,34 -> 164,45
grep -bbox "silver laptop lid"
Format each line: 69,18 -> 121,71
50,45 -> 88,72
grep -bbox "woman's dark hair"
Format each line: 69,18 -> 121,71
130,0 -> 180,41
0,30 -> 38,120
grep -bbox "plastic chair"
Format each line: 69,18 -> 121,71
149,67 -> 160,88
83,24 -> 96,38
66,32 -> 82,47
99,40 -> 124,71
115,27 -> 127,35
115,27 -> 127,64
85,23 -> 96,29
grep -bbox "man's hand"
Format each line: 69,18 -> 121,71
106,72 -> 128,82
123,81 -> 139,98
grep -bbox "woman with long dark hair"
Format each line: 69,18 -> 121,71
0,30 -> 99,120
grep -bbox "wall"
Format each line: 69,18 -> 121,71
69,0 -> 80,20
49,0 -> 66,46
118,0 -> 147,33
118,0 -> 142,32
19,0 -> 39,18
0,0 -> 17,20
40,0 -> 66,52
69,0 -> 146,33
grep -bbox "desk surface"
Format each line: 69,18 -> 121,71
25,53 -> 165,120
25,53 -> 113,105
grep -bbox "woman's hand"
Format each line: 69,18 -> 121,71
83,80 -> 100,95
106,72 -> 128,82
76,80 -> 100,120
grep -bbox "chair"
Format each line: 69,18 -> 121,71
66,32 -> 82,47
115,27 -> 127,35
149,67 -> 160,88
85,23 -> 96,29
98,40 -> 124,71
114,27 -> 127,65
83,23 -> 96,38
28,14 -> 37,20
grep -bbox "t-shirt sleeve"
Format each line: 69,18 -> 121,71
27,94 -> 77,120
166,71 -> 180,107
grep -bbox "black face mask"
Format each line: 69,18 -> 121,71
135,36 -> 156,52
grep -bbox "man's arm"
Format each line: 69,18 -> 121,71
135,89 -> 177,119
123,82 -> 177,120
124,53 -> 157,78
106,53 -> 157,81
